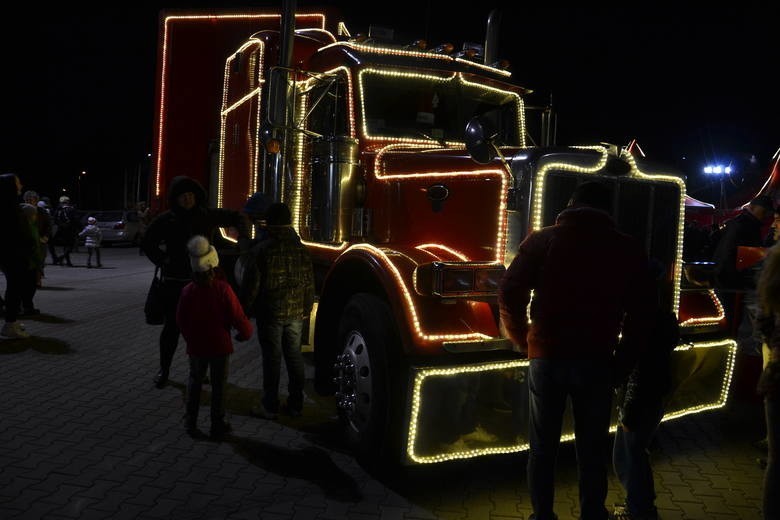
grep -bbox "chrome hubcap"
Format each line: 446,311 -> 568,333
333,330 -> 373,434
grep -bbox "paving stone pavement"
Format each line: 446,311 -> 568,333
0,247 -> 769,519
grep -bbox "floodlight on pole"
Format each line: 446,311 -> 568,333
703,163 -> 733,214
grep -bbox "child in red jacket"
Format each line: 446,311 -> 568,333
176,235 -> 253,440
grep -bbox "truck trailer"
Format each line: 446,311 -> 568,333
151,4 -> 734,465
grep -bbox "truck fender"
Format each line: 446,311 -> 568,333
312,245 -> 415,395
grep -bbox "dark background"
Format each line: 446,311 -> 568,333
1,3 -> 775,209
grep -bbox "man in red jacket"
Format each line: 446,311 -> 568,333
499,181 -> 654,520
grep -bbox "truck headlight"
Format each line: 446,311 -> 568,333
415,262 -> 505,298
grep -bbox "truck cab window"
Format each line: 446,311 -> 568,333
360,70 -> 522,145
305,75 -> 348,138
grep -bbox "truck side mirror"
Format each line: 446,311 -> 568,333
465,115 -> 498,164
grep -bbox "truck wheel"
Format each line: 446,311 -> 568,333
335,293 -> 401,464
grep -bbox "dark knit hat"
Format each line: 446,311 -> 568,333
569,181 -> 612,213
243,192 -> 273,217
749,195 -> 774,212
265,202 -> 292,226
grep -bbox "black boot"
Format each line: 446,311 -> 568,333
154,368 -> 169,388
209,419 -> 232,441
185,414 -> 205,439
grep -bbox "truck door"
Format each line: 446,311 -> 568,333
298,72 -> 358,244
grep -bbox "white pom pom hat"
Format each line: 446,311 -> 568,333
187,235 -> 219,272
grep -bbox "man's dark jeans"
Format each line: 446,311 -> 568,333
528,358 -> 614,520
765,396 -> 779,519
257,318 -> 305,412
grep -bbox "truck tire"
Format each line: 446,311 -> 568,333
335,293 -> 402,465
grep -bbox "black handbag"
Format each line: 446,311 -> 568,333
144,267 -> 165,325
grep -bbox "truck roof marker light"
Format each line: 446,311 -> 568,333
404,39 -> 427,51
530,147 -> 686,315
350,244 -> 491,342
319,41 -> 512,77
430,43 -> 455,55
407,359 -> 529,464
156,13 -> 328,199
373,145 -> 510,263
679,290 -> 725,327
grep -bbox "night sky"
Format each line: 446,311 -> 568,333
1,3 -> 776,209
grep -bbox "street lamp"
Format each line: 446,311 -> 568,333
78,171 -> 87,207
703,163 -> 732,218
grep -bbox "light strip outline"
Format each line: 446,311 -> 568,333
406,338 -> 736,464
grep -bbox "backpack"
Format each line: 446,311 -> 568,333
55,206 -> 73,226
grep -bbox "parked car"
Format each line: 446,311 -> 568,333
79,210 -> 141,245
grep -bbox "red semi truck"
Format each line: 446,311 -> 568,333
152,5 -> 735,464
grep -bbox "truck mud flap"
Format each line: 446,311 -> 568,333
403,338 -> 736,465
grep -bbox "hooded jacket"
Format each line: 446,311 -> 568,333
0,173 -> 39,271
712,209 -> 765,290
141,176 -> 250,280
253,225 -> 315,321
499,206 -> 655,360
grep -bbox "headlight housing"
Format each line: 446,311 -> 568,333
415,262 -> 505,298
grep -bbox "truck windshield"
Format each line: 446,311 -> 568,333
360,70 -> 522,145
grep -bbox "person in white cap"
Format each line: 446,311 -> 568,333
176,235 -> 253,440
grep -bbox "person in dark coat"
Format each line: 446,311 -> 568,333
712,195 -> 774,357
764,207 -> 780,248
756,243 -> 780,519
499,181 -> 655,520
51,196 -> 79,267
141,175 -> 250,388
712,196 -> 774,290
23,190 -> 52,286
612,262 -> 680,520
0,173 -> 39,339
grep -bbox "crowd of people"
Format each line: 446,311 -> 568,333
140,175 -> 314,440
0,174 -> 155,337
2,172 -> 777,519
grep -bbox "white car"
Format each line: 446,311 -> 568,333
80,210 -> 141,245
